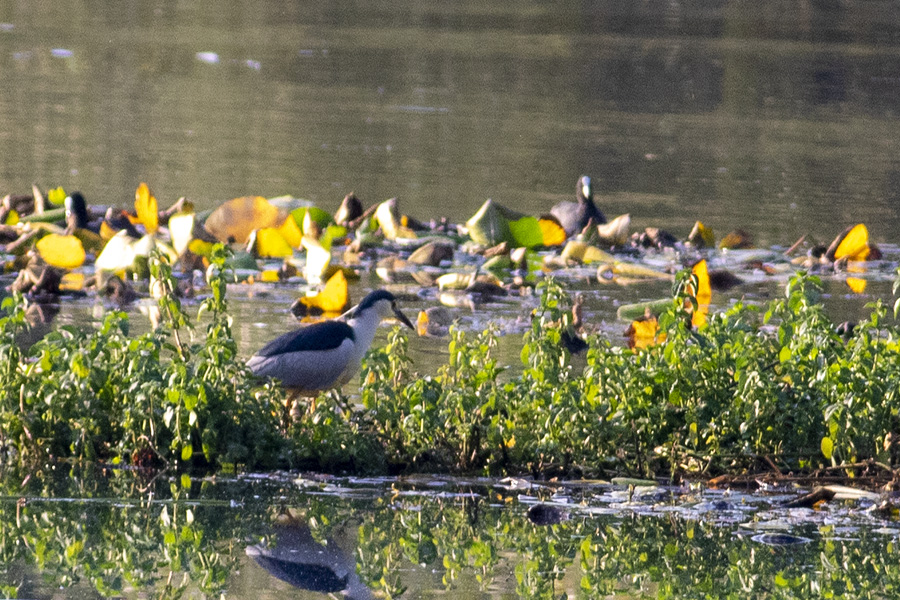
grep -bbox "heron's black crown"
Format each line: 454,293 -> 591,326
356,289 -> 397,312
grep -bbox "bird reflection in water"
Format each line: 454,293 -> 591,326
246,512 -> 373,600
16,301 -> 60,350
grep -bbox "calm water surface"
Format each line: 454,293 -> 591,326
2,468 -> 899,599
3,1 -> 900,596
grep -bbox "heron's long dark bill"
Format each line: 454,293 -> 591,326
393,308 -> 414,329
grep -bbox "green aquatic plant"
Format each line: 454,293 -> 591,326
0,246 -> 285,470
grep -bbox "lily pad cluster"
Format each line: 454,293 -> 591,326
0,180 -> 888,345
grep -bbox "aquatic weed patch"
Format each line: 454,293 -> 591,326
352,272 -> 900,479
0,250 -> 899,480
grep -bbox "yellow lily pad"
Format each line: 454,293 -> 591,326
47,186 -> 66,206
538,217 -> 566,247
36,233 -> 85,269
832,223 -> 870,262
204,196 -> 284,245
278,212 -> 304,248
294,270 -> 350,315
134,182 -> 159,234
252,227 -> 293,258
846,277 -> 867,294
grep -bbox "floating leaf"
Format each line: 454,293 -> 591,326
846,277 -> 867,294
301,236 -> 331,283
60,272 -> 85,291
688,221 -> 715,248
538,217 -> 566,247
204,196 -> 283,244
169,212 -> 196,256
375,198 -> 416,240
821,436 -> 834,460
507,216 -> 544,248
318,224 -> 348,251
47,186 -> 66,206
560,241 -> 616,264
465,199 -> 549,248
277,212 -> 304,248
293,270 -> 350,316
251,227 -> 293,258
595,213 -> 631,246
830,223 -> 870,262
134,182 -> 159,234
465,199 -> 518,246
718,229 -> 753,250
36,233 -> 85,269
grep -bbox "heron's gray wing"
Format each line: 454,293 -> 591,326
248,338 -> 356,391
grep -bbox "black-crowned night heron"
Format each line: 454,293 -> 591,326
550,175 -> 607,237
248,289 -> 414,399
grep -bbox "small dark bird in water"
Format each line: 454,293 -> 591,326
527,503 -> 569,526
550,175 -> 606,237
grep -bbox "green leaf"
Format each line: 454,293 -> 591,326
779,345 -> 792,363
181,445 -> 193,461
507,216 -> 544,248
821,436 -> 834,460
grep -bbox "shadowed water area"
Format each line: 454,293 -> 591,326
3,0 -> 900,596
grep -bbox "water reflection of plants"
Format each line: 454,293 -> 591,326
2,470 -> 899,599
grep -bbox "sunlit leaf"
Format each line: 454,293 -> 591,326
260,269 -> 280,283
832,223 -> 870,261
188,238 -> 216,258
252,227 -> 293,258
595,213 -> 630,246
5,209 -> 18,225
169,212 -> 196,256
538,217 -> 566,247
779,346 -> 792,363
846,277 -> 867,294
690,259 -> 712,305
36,233 -> 85,269
99,220 -> 117,241
561,241 -> 616,264
47,186 -> 66,206
688,220 -> 715,248
318,224 -> 348,251
278,211 -> 304,248
301,236 -> 331,283
60,272 -> 85,291
134,182 -> 159,234
294,270 -> 350,315
465,199 -> 518,246
181,445 -> 193,461
821,436 -> 834,460
288,205 -> 334,237
626,317 -> 663,349
507,216 -> 544,248
204,196 -> 284,244
375,198 -> 416,240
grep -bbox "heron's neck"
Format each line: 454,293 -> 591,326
348,310 -> 381,352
